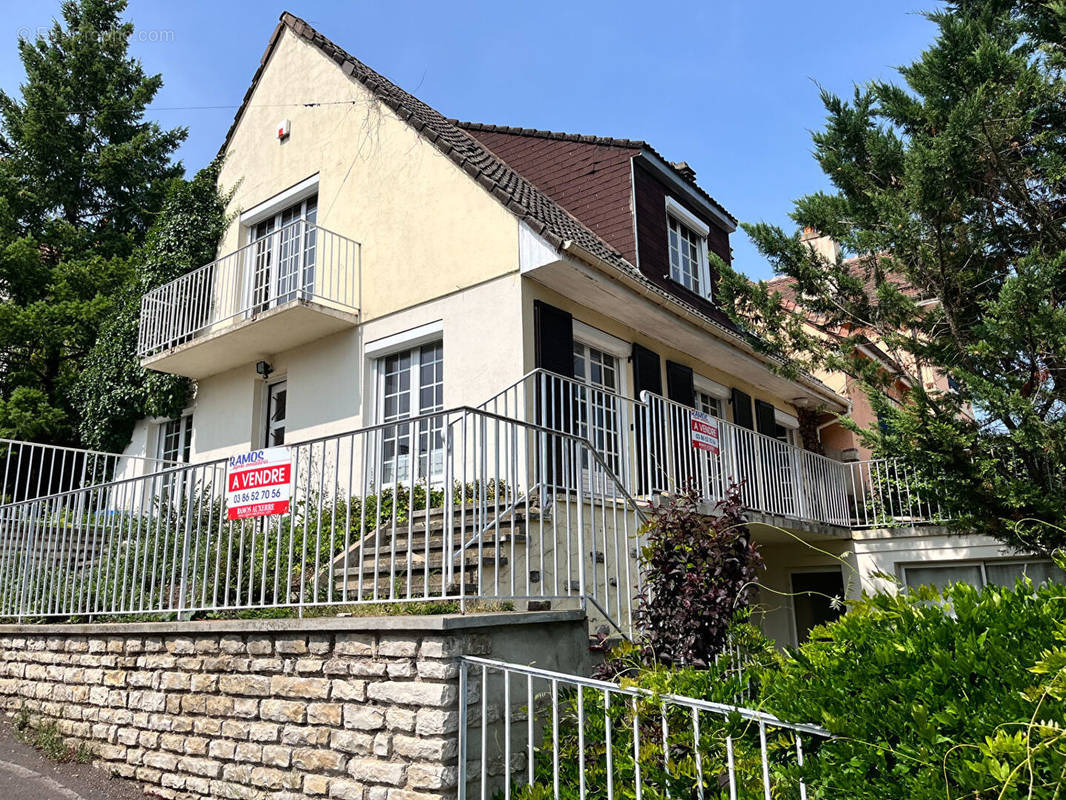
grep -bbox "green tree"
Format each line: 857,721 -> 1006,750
74,159 -> 229,454
720,1 -> 1066,554
0,0 -> 185,445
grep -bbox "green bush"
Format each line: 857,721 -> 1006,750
761,580 -> 1066,799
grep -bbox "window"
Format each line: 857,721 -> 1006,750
666,197 -> 712,300
250,194 -> 318,312
573,340 -> 623,475
903,558 -> 1065,592
696,391 -> 721,418
378,341 -> 444,484
157,414 -> 192,463
157,414 -> 192,501
668,217 -> 706,295
265,380 -> 287,447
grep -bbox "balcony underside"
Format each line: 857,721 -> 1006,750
141,299 -> 359,379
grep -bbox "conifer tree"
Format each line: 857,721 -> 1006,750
720,1 -> 1066,554
0,0 -> 185,444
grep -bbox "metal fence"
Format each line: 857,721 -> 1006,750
0,407 -> 644,627
458,656 -> 829,800
845,457 -> 948,528
479,369 -> 940,529
642,393 -> 853,527
138,220 -> 362,358
1,439 -> 178,505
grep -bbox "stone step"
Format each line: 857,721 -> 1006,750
335,551 -> 508,579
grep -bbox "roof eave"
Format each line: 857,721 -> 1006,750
559,240 -> 847,412
636,149 -> 737,233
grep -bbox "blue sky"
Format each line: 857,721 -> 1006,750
0,1 -> 938,280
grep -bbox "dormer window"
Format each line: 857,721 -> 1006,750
665,196 -> 712,300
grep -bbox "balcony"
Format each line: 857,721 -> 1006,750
479,369 -> 947,533
137,220 -> 361,379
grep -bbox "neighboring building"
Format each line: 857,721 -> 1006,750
96,13 -> 1057,646
760,229 -> 1059,636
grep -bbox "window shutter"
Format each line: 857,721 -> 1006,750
631,344 -> 662,399
731,388 -> 754,430
754,399 -> 777,437
665,361 -> 695,408
533,300 -> 574,378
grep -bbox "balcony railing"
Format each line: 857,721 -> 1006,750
137,220 -> 361,359
480,369 -> 946,529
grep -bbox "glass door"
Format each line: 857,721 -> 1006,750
248,194 -> 318,313
379,341 -> 444,485
572,341 -> 623,490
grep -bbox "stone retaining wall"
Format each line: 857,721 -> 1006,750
0,611 -> 588,800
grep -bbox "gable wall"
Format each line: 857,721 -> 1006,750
217,28 -> 521,323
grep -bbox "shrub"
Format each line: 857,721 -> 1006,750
761,579 -> 1066,799
633,484 -> 762,667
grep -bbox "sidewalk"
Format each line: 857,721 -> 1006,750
0,720 -> 145,800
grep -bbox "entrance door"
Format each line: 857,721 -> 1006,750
791,569 -> 845,643
265,380 -> 287,447
572,340 -> 623,491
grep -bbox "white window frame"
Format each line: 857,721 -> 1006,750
571,325 -> 630,486
693,373 -> 728,418
246,192 -> 319,313
900,557 -> 1065,590
264,378 -> 288,448
370,334 -> 445,485
665,196 -> 713,301
240,174 -> 320,228
156,413 -> 193,464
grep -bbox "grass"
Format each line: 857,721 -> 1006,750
12,707 -> 93,764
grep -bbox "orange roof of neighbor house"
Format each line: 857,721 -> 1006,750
765,252 -> 928,311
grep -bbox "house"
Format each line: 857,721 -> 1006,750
54,11 -> 1045,647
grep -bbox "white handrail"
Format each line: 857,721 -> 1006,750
0,439 -> 181,505
457,655 -> 828,800
479,368 -> 946,528
0,406 -> 644,632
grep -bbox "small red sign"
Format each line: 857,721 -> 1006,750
690,411 -> 720,455
225,447 -> 293,521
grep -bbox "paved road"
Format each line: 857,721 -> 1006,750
0,720 -> 145,800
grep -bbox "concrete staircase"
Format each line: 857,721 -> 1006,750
330,501 -> 543,602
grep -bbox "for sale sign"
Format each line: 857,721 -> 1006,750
225,447 -> 292,520
690,411 -> 720,455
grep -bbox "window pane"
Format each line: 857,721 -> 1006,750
985,561 -> 1065,587
904,564 -> 983,593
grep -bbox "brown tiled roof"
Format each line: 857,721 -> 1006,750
456,122 -> 738,226
459,125 -> 642,263
218,12 -> 844,408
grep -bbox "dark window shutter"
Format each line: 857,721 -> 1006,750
731,388 -> 754,430
533,301 -> 574,378
665,361 -> 695,408
631,344 -> 662,398
755,399 -> 777,436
